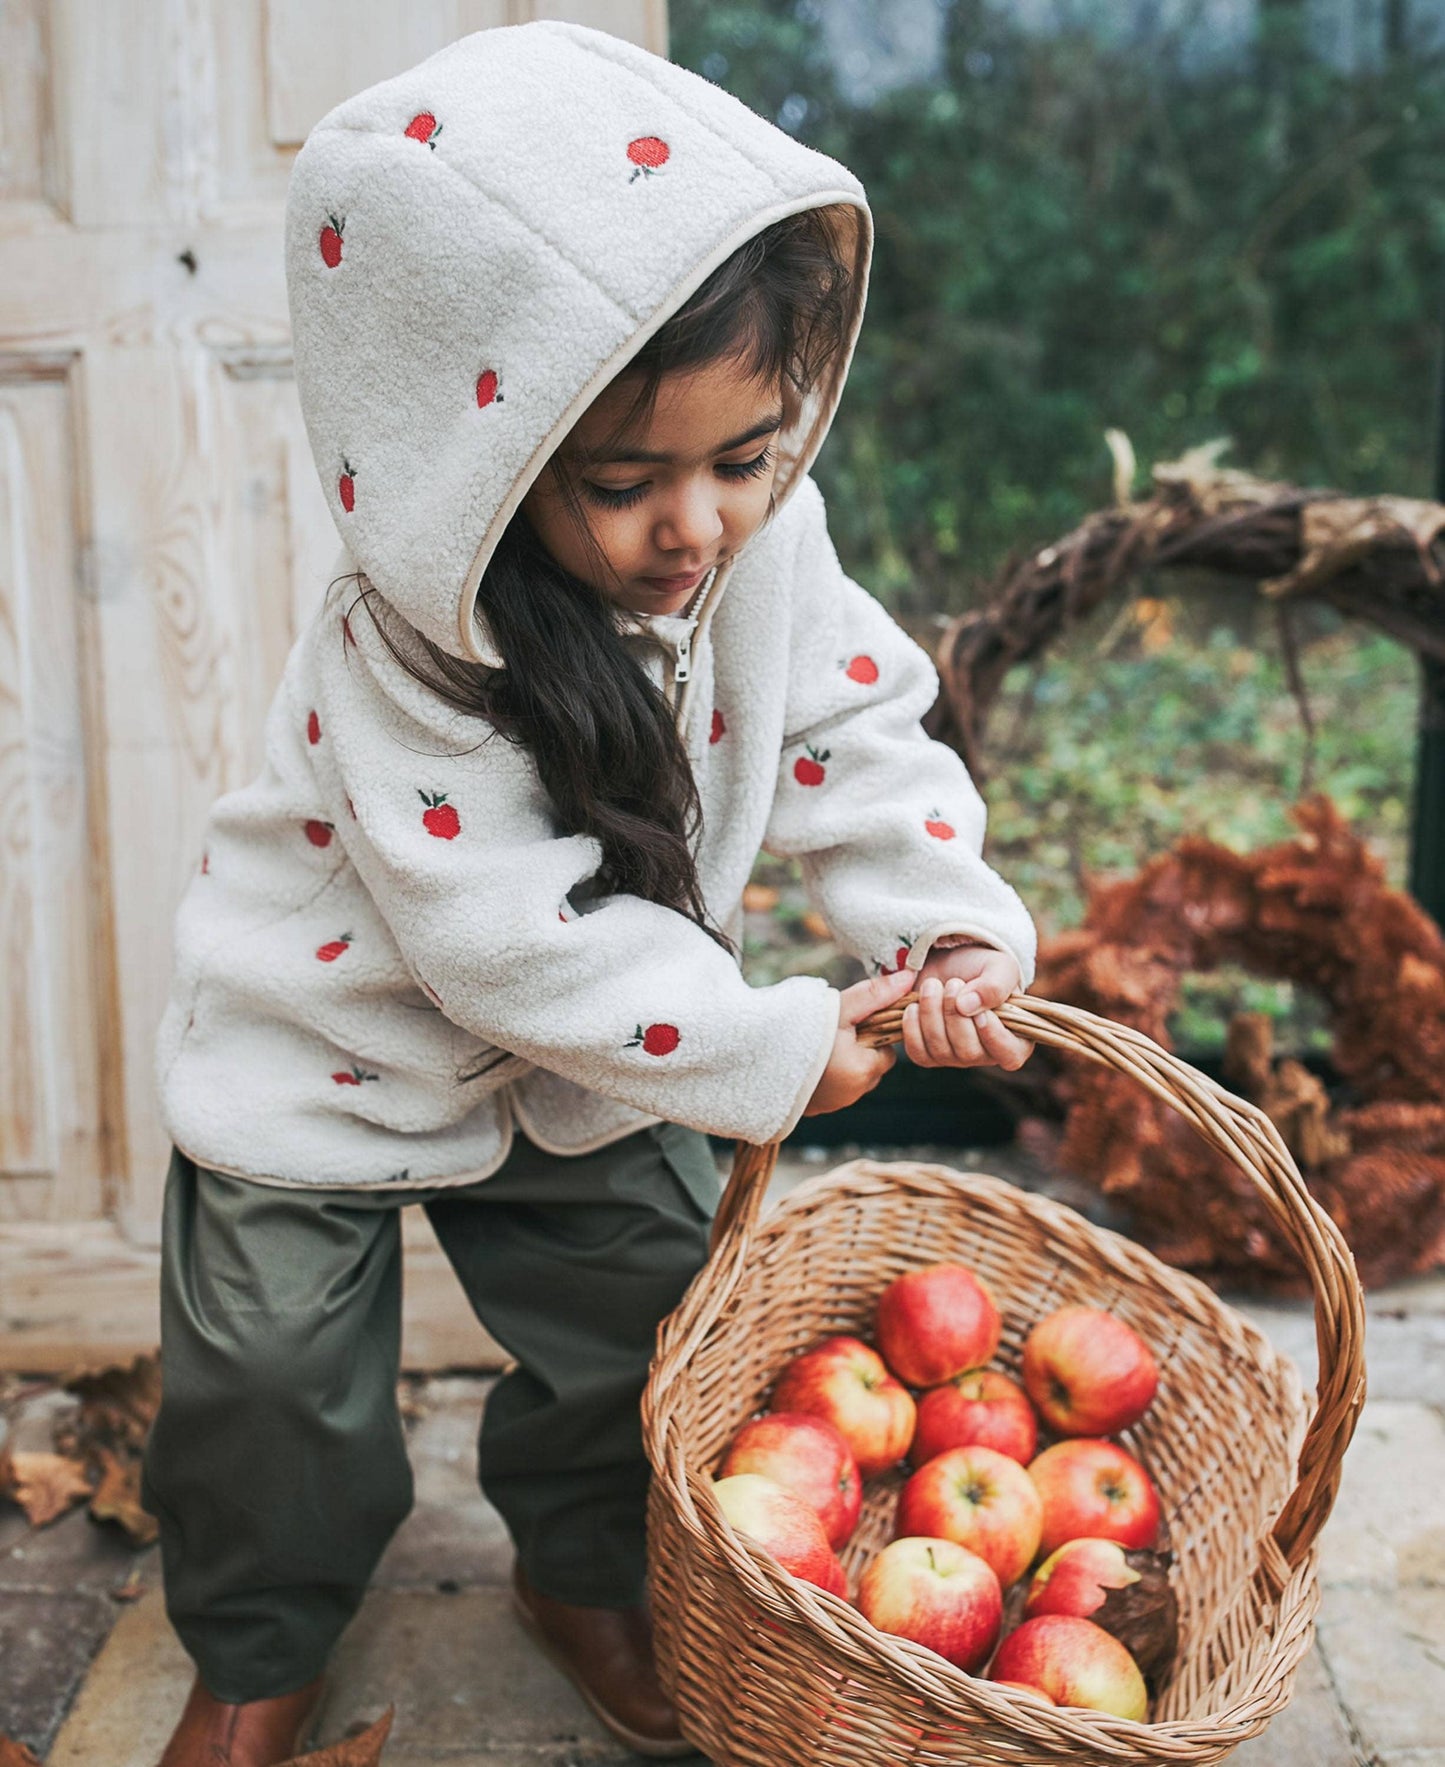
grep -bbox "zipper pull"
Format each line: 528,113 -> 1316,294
673,628 -> 693,684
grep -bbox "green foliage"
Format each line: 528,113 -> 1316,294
684,3 -> 1433,1050
671,1 -> 1445,611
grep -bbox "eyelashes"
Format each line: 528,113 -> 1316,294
581,446 -> 775,511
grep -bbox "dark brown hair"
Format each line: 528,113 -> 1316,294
348,207 -> 853,954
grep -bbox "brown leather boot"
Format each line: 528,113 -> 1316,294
510,1563 -> 694,1759
155,1670 -> 327,1767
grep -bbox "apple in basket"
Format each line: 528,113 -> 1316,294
1028,1440 -> 1162,1557
719,1413 -> 862,1549
912,1368 -> 1039,1467
770,1336 -> 916,1477
712,1473 -> 848,1597
875,1263 -> 1001,1388
856,1537 -> 1002,1673
992,1681 -> 1056,1704
895,1444 -> 1042,1587
1022,1306 -> 1159,1436
989,1614 -> 1148,1721
1023,1536 -> 1179,1686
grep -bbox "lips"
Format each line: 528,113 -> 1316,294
641,564 -> 711,592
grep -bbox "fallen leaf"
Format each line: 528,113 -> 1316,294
88,1447 -> 159,1546
800,910 -> 831,941
742,883 -> 779,913
0,1735 -> 43,1766
63,1353 -> 162,1454
0,1448 -> 93,1528
279,1707 -> 394,1766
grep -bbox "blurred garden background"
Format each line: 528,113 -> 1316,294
670,0 -> 1438,1053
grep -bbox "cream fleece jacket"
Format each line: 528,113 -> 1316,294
154,20 -> 1037,1189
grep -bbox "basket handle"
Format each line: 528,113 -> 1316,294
709,991 -> 1366,1583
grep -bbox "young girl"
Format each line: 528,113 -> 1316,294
142,19 -> 1036,1764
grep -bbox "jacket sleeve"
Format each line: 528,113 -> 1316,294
762,479 -> 1038,987
307,586 -> 841,1146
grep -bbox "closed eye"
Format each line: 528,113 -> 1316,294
581,446 -> 775,510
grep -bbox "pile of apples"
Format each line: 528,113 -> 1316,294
711,1263 -> 1178,1723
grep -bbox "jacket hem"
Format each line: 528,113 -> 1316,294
504,1085 -> 665,1156
169,1097 -> 522,1193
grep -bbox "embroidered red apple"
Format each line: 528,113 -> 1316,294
339,460 -> 356,513
881,934 -> 917,975
305,820 -> 334,848
710,708 -> 726,745
319,214 -> 344,267
627,136 -> 669,181
199,850 -> 209,875
476,369 -> 503,408
316,933 -> 352,963
307,710 -> 321,745
405,111 -> 442,148
627,1022 -> 680,1057
794,744 -> 830,787
419,791 -> 460,839
844,654 -> 879,684
332,1064 -> 378,1085
925,809 -> 956,841
342,612 -> 356,647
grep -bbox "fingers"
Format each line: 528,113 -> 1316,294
902,976 -> 1033,1070
838,963 -> 915,1028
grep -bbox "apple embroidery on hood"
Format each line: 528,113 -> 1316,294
405,111 -> 443,148
627,136 -> 669,181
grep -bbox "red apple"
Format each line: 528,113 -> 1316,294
771,1337 -> 915,1478
876,1263 -> 1001,1388
895,1444 -> 1042,1587
720,1414 -> 862,1549
989,1615 -> 1147,1721
992,1681 -> 1056,1704
712,1474 -> 847,1597
1024,1536 -> 1139,1620
857,1537 -> 1002,1672
1028,1440 -> 1162,1557
1022,1306 -> 1159,1437
912,1369 -> 1038,1467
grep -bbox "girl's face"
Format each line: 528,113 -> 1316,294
523,353 -> 784,618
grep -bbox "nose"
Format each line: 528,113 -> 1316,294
653,477 -> 724,562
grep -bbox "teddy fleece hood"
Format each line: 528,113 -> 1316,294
284,20 -> 872,666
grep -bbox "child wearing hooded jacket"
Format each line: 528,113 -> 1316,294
142,20 -> 1038,1765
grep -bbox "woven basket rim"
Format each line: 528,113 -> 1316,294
644,994 -> 1365,1762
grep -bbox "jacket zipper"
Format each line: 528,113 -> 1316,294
673,626 -> 693,685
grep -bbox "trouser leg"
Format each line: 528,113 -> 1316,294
140,1149 -> 414,1702
424,1121 -> 720,1608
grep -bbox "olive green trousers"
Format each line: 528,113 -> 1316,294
138,1121 -> 720,1703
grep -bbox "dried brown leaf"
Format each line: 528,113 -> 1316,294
63,1354 -> 162,1454
88,1446 -> 159,1546
0,1735 -> 43,1766
0,1448 -> 93,1528
279,1706 -> 394,1766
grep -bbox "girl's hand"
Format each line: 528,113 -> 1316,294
802,968 -> 915,1118
902,945 -> 1033,1072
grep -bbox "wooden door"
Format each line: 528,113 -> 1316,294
0,0 -> 668,1370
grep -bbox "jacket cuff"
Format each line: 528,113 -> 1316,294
906,921 -> 1033,990
769,990 -> 841,1142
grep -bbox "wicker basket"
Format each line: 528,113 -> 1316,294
642,994 -> 1366,1766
